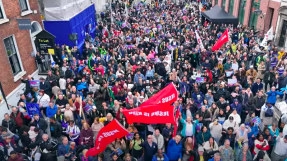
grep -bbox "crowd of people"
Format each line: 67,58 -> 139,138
1,0 -> 287,161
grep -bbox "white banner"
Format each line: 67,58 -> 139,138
195,31 -> 204,49
260,27 -> 273,47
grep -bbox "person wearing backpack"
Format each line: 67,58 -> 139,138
260,102 -> 274,127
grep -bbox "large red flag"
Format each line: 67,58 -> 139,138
122,104 -> 175,124
212,29 -> 229,51
86,120 -> 129,157
140,83 -> 177,107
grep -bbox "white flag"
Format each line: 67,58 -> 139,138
195,31 -> 204,49
260,26 -> 273,47
50,54 -> 55,68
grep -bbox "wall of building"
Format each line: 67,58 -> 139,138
257,0 -> 280,35
0,0 -> 42,98
212,0 -> 280,33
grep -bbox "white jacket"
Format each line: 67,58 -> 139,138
223,120 -> 239,132
229,113 -> 241,124
59,78 -> 66,90
37,94 -> 50,107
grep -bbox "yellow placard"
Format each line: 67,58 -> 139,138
48,49 -> 55,55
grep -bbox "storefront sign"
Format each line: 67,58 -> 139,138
37,38 -> 54,55
17,19 -> 32,30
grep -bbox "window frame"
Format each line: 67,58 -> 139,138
0,0 -> 7,19
19,0 -> 29,12
19,0 -> 33,17
3,35 -> 26,81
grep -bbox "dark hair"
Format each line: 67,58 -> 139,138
10,151 -> 17,155
227,127 -> 234,132
98,153 -> 104,159
256,133 -> 264,140
201,126 -> 207,132
34,127 -> 40,132
50,117 -> 56,121
1,127 -> 7,132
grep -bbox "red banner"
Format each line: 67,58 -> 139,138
140,83 -> 177,107
212,29 -> 229,51
122,104 -> 175,124
173,108 -> 180,137
86,120 -> 129,157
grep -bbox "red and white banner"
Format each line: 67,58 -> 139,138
195,31 -> 204,50
212,29 -> 229,51
140,83 -> 178,107
122,104 -> 175,124
86,120 -> 129,157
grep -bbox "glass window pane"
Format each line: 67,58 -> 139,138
19,0 -> 28,12
4,36 -> 22,75
0,7 -> 3,18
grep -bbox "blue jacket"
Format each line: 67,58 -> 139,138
46,105 -> 58,118
208,157 -> 222,161
180,81 -> 190,94
192,92 -> 204,105
167,139 -> 182,160
152,153 -> 169,161
134,73 -> 145,84
145,69 -> 154,79
266,91 -> 284,104
248,124 -> 259,138
139,142 -> 158,161
230,103 -> 242,114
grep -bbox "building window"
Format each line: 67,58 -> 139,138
229,0 -> 234,15
249,0 -> 261,29
19,0 -> 28,12
0,7 -> 3,19
4,36 -> 22,76
222,0 -> 226,10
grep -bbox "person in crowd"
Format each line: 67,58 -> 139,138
203,137 -> 219,159
196,126 -> 212,146
29,114 -> 48,132
80,122 -> 94,147
152,149 -> 169,161
254,133 -> 270,155
66,120 -> 80,144
209,119 -> 222,144
139,135 -> 158,161
37,90 -> 50,116
49,117 -> 62,142
271,133 -> 287,160
129,132 -> 144,159
260,102 -> 275,127
2,113 -> 17,133
218,139 -> 234,161
46,101 -> 58,118
167,135 -> 182,161
235,124 -> 251,143
91,117 -> 103,142
180,114 -> 196,138
152,129 -> 165,152
235,144 -> 252,161
182,136 -> 198,161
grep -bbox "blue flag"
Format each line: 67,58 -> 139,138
26,103 -> 42,117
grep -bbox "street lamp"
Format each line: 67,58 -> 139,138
254,9 -> 266,34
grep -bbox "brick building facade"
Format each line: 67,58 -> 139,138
212,0 -> 280,36
0,0 -> 43,119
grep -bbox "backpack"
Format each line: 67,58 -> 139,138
265,106 -> 273,117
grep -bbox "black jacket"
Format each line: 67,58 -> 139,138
50,121 -> 63,138
1,119 -> 16,133
40,81 -> 52,95
29,118 -> 48,132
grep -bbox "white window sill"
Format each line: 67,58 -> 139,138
14,71 -> 27,82
21,10 -> 33,17
0,19 -> 9,25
